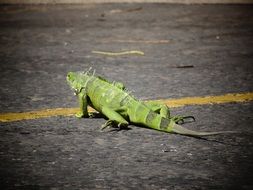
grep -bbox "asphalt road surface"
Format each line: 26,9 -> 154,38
0,4 -> 253,190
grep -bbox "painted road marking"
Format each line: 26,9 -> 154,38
92,50 -> 144,56
101,39 -> 171,44
0,92 -> 253,122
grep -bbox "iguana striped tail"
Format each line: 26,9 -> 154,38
131,104 -> 235,137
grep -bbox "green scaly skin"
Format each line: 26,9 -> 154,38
66,70 -> 234,137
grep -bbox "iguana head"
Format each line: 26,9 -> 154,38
66,71 -> 92,95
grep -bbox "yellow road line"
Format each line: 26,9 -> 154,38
154,92 -> 253,107
0,108 -> 79,123
0,92 -> 253,123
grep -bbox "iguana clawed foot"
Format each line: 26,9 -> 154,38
171,115 -> 195,125
75,112 -> 103,118
75,112 -> 86,118
101,120 -> 129,131
88,112 -> 104,118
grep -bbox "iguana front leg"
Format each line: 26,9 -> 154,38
76,89 -> 89,118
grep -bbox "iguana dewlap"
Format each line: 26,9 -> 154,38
66,70 -> 233,137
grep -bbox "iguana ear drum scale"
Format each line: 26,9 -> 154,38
67,70 -> 235,137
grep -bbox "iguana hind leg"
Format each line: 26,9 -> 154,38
100,107 -> 129,130
144,102 -> 170,118
144,101 -> 195,124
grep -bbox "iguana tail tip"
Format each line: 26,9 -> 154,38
171,123 -> 236,137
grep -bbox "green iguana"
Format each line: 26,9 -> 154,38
66,70 -> 233,137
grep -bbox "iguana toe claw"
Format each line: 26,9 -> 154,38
89,112 -> 97,118
100,120 -> 114,131
75,112 -> 84,118
118,123 -> 129,130
89,112 -> 104,118
172,115 -> 195,124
